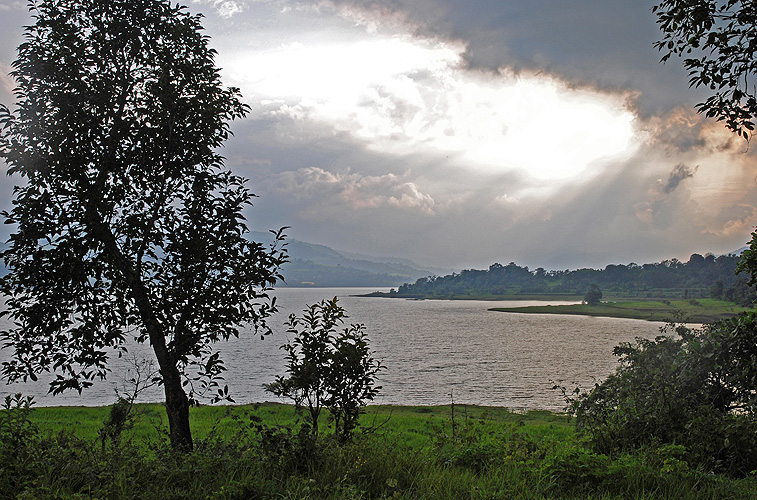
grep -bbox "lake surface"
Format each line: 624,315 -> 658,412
0,287 -> 664,410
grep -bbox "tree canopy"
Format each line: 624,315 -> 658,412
583,284 -> 602,306
0,0 -> 286,451
653,0 -> 757,139
386,254 -> 752,305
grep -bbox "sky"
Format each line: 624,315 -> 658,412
1,0 -> 756,271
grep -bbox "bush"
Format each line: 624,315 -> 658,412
0,394 -> 39,494
584,284 -> 603,305
266,297 -> 384,442
570,320 -> 757,476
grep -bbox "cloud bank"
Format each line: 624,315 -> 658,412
1,0 -> 755,270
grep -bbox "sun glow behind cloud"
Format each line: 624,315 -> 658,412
201,2 -> 757,268
220,17 -> 637,182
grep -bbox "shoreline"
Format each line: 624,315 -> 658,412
359,293 -> 747,323
489,299 -> 747,323
358,291 -> 583,301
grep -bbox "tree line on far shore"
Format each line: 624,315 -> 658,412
388,253 -> 756,305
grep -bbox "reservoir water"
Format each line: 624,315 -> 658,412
0,287 -> 664,411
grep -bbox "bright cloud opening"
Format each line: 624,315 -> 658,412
221,22 -> 636,182
206,2 -> 757,268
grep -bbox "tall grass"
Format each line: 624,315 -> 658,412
2,400 -> 757,499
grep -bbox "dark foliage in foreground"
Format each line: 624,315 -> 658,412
266,298 -> 383,442
571,316 -> 757,476
0,0 -> 287,451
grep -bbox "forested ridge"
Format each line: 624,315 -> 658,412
386,253 -> 756,305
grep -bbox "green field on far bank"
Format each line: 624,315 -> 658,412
490,298 -> 747,323
361,291 -> 747,323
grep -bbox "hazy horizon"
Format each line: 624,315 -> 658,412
1,0 -> 756,271
256,230 -> 742,276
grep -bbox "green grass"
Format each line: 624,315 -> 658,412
490,298 -> 747,323
27,403 -> 571,449
4,402 -> 757,499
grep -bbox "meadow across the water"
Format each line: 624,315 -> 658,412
4,401 -> 757,500
490,298 -> 744,323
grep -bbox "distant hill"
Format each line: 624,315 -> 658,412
250,231 -> 450,287
1,234 -> 750,291
0,233 -> 448,287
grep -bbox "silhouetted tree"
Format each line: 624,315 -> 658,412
584,284 -> 603,306
0,0 -> 286,451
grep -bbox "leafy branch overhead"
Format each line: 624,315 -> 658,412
653,0 -> 757,139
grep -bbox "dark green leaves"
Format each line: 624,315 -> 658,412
736,230 -> 757,286
654,0 -> 757,139
265,298 -> 383,442
0,0 -> 286,442
571,318 -> 757,475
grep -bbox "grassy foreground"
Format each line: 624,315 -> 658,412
4,402 -> 757,499
490,298 -> 745,323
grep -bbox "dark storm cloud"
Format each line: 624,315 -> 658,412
328,0 -> 706,117
663,163 -> 697,194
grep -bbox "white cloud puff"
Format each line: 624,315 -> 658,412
192,0 -> 247,17
269,167 -> 437,214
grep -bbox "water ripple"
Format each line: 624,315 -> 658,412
0,288 -> 662,410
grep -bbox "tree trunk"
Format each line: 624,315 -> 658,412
86,209 -> 194,451
162,362 -> 193,452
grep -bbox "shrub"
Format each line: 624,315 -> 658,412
266,297 -> 383,442
584,284 -> 603,305
570,320 -> 757,475
0,394 -> 39,495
